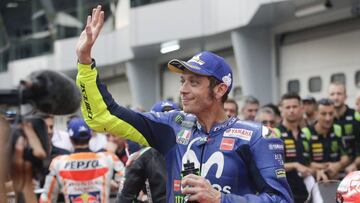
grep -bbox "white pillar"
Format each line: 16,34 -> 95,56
231,27 -> 272,104
126,59 -> 159,110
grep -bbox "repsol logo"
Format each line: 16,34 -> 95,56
80,82 -> 93,119
64,160 -> 100,169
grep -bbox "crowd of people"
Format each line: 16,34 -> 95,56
223,83 -> 360,202
3,4 -> 360,203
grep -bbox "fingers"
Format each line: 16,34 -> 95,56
182,185 -> 200,195
183,174 -> 202,180
92,5 -> 102,26
97,11 -> 105,31
181,174 -> 206,189
86,15 -> 91,27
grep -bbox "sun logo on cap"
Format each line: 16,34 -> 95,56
78,125 -> 88,132
222,73 -> 232,87
188,54 -> 205,65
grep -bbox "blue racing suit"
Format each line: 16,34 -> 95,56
77,61 -> 293,203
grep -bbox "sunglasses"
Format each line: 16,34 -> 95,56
262,120 -> 275,126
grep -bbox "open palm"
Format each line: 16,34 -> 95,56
76,5 -> 104,64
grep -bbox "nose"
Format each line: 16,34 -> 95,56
180,82 -> 189,95
325,115 -> 333,122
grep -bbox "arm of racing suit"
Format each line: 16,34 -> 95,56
39,157 -> 60,203
76,62 -> 177,155
222,126 -> 293,203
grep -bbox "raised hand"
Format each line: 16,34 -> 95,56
76,5 -> 105,64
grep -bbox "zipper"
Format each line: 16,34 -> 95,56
199,135 -> 209,175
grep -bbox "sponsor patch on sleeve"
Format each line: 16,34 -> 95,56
275,169 -> 286,178
174,180 -> 181,192
176,129 -> 191,145
223,128 -> 253,141
220,138 -> 235,151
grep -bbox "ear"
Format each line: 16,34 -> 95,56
214,83 -> 228,100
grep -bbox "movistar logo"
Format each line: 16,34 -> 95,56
182,138 -> 224,178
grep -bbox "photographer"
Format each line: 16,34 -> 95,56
0,114 -> 47,203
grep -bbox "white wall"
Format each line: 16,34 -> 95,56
6,55 -> 54,87
0,72 -> 11,88
130,0 -> 264,46
53,27 -> 133,71
280,29 -> 360,107
105,76 -> 132,107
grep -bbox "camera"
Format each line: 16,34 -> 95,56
0,70 -> 81,178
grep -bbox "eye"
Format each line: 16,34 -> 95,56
180,79 -> 185,84
190,80 -> 199,86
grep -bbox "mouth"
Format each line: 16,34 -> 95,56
181,98 -> 192,105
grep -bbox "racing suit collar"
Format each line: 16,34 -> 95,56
74,147 -> 92,153
196,116 -> 238,136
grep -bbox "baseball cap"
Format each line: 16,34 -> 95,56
302,96 -> 316,103
151,100 -> 179,112
168,51 -> 233,92
67,118 -> 92,140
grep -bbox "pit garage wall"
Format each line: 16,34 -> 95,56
279,19 -> 360,107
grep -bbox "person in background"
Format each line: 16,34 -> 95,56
345,91 -> 360,173
356,91 -> 360,113
241,95 -> 259,121
105,133 -> 141,165
224,98 -> 239,118
89,132 -> 108,152
40,118 -> 124,203
274,93 -> 314,202
37,113 -> 71,158
302,96 -> 318,126
1,113 -> 48,203
263,103 -> 282,127
303,98 -> 350,181
328,82 -> 360,173
117,100 -> 176,203
151,100 -> 180,112
255,107 -> 276,128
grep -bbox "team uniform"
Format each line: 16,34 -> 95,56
302,125 -> 345,163
274,124 -> 310,202
76,61 -> 293,203
333,106 -> 360,159
39,149 -> 124,203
